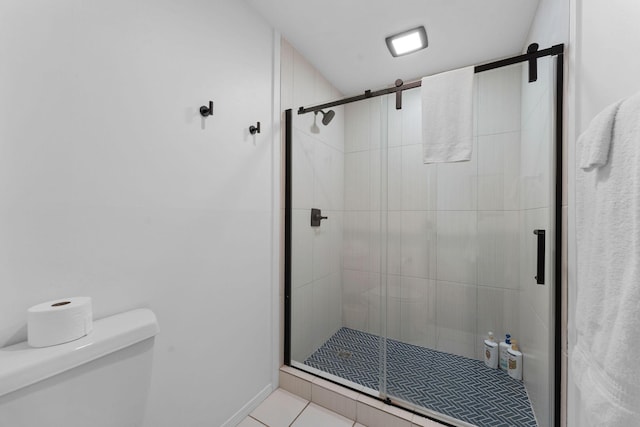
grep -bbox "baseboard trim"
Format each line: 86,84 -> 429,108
221,384 -> 274,427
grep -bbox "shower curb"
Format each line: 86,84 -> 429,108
279,365 -> 451,427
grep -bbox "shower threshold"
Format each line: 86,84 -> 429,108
303,327 -> 537,427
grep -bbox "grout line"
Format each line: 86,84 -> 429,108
288,401 -> 310,427
249,415 -> 269,426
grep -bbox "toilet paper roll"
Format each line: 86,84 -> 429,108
27,297 -> 93,348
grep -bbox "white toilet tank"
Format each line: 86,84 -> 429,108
0,309 -> 158,427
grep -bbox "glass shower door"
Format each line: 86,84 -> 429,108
288,100 -> 388,397
380,58 -> 557,427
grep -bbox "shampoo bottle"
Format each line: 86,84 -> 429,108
508,340 -> 523,380
499,333 -> 512,370
484,332 -> 498,369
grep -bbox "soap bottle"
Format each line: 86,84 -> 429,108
484,332 -> 498,369
499,333 -> 512,370
508,340 -> 523,380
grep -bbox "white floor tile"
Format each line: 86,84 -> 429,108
292,403 -> 354,427
237,417 -> 266,427
270,376 -> 451,427
250,389 -> 309,427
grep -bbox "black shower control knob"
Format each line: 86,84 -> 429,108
310,208 -> 328,227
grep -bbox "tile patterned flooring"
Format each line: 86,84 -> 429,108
303,328 -> 537,427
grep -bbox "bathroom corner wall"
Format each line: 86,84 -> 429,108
0,1 -> 277,426
280,39 -> 345,362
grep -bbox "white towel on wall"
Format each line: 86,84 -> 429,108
421,66 -> 474,163
574,91 -> 640,427
578,99 -> 623,169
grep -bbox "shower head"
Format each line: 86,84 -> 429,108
315,109 -> 335,126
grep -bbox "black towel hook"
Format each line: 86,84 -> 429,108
200,101 -> 213,117
249,121 -> 261,135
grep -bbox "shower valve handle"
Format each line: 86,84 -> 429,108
310,208 -> 328,227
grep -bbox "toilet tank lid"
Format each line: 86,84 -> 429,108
0,308 -> 159,398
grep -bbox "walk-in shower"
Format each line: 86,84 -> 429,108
284,44 -> 564,427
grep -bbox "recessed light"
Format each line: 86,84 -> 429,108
385,26 -> 428,57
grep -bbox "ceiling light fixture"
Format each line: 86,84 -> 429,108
385,26 -> 428,57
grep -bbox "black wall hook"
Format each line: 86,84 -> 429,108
249,121 -> 261,135
200,101 -> 213,117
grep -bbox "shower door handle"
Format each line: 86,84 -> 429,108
533,229 -> 545,284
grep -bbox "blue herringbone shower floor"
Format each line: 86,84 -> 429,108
304,327 -> 537,427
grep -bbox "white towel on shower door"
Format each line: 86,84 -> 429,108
573,91 -> 640,427
421,66 -> 474,163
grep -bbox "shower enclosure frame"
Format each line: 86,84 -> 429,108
284,43 -> 565,427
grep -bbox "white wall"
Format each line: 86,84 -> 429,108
0,1 -> 277,426
281,39 -> 345,362
571,2 -> 640,131
526,0 -> 569,50
567,2 -> 640,427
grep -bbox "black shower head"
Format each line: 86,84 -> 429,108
315,109 -> 335,126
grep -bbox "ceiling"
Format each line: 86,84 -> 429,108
246,0 -> 540,96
